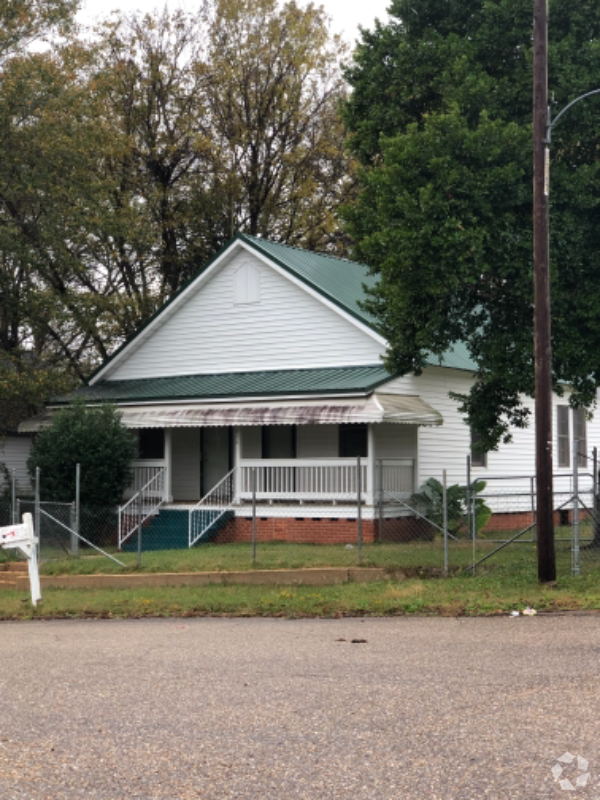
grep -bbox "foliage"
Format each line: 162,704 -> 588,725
411,478 -> 492,538
26,400 -> 136,506
342,0 -> 600,449
0,1 -> 356,431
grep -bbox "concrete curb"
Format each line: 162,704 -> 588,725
13,567 -> 394,591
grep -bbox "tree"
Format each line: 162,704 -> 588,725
0,0 -> 78,62
0,1 -> 358,436
0,0 -> 88,428
342,0 -> 600,450
27,401 -> 136,506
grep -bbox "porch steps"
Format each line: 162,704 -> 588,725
121,508 -> 234,552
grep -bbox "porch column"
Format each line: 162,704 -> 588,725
367,423 -> 376,505
233,427 -> 242,498
164,428 -> 173,502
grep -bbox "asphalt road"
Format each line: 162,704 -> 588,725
1,615 -> 600,799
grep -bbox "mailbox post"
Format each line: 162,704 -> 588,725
0,513 -> 41,606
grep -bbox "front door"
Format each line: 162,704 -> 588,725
201,427 -> 232,495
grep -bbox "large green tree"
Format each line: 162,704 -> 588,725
0,1 -> 83,429
343,0 -> 600,450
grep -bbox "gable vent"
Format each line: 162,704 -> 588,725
233,262 -> 261,305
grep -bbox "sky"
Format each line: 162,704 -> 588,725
76,0 -> 393,45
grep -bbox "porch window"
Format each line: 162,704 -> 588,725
339,424 -> 367,458
557,406 -> 570,468
138,428 -> 164,459
470,428 -> 487,468
262,426 -> 296,458
573,408 -> 587,468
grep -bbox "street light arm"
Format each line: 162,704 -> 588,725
546,88 -> 600,142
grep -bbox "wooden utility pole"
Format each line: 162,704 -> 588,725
533,0 -> 556,582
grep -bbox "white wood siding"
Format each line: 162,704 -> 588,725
296,425 -> 338,458
380,367 -> 600,491
0,435 -> 33,494
106,251 -> 383,380
372,424 -> 418,460
171,428 -> 200,501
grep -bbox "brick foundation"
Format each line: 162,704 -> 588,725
215,515 -> 438,545
215,516 -> 376,545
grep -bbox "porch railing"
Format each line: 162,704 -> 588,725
118,466 -> 166,547
239,459 -> 370,501
378,459 -> 415,498
123,461 -> 166,499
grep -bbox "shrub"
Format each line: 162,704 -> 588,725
411,478 -> 492,538
27,399 -> 137,507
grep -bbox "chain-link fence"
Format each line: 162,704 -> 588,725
4,453 -> 600,577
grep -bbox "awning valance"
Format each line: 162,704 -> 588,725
19,393 -> 442,432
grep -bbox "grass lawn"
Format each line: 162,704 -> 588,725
1,535 -> 600,620
1,567 -> 600,620
31,531 -> 591,577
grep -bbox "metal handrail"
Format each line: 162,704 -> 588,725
189,467 -> 238,547
118,467 -> 166,547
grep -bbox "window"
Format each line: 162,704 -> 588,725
573,408 -> 587,468
262,426 -> 296,458
138,428 -> 164,459
470,428 -> 487,468
557,406 -> 570,468
339,424 -> 368,458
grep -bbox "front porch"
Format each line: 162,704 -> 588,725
127,421 -> 418,505
118,421 -> 421,549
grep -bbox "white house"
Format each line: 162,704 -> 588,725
20,234 -> 599,547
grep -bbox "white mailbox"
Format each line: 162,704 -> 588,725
0,513 -> 41,606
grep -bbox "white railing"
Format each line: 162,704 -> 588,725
118,467 -> 166,547
189,468 -> 238,547
378,459 -> 415,497
239,459 -> 369,501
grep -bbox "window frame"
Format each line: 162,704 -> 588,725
573,407 -> 587,468
557,405 -> 570,468
470,428 -> 488,468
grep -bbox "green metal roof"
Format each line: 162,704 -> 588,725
241,235 -> 379,328
62,366 -> 392,405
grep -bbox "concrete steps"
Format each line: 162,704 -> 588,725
121,509 -> 234,552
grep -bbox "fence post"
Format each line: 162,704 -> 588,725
251,467 -> 257,564
593,447 -> 600,547
572,437 -> 580,576
377,459 -> 383,544
530,476 -> 536,527
466,455 -> 471,540
70,463 -> 80,556
466,456 -> 473,573
35,466 -> 40,560
357,455 -> 363,565
11,468 -> 16,525
472,473 -> 477,572
443,469 -> 448,576
137,489 -> 142,568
